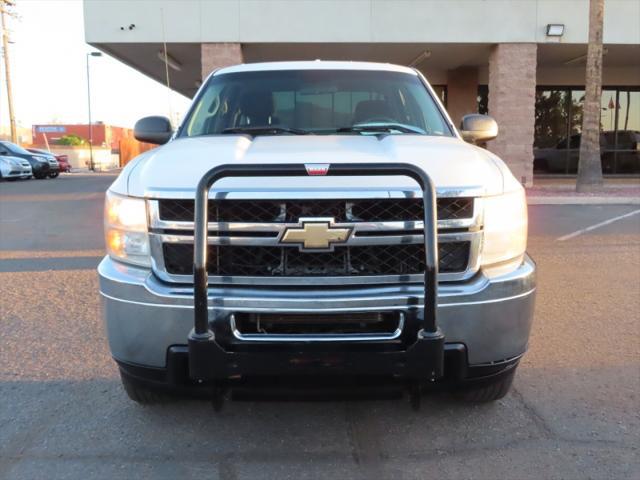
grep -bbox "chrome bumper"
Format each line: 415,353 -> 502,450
98,255 -> 536,368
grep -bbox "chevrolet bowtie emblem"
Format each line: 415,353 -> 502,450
280,221 -> 352,251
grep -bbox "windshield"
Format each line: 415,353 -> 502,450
0,141 -> 32,155
181,70 -> 452,137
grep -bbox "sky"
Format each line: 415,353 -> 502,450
0,0 -> 191,131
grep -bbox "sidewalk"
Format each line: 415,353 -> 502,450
66,167 -> 122,175
526,178 -> 640,205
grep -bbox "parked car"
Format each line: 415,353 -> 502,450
101,61 -> 535,406
0,155 -> 32,180
0,141 -> 59,179
55,154 -> 71,173
534,130 -> 640,174
26,148 -> 63,178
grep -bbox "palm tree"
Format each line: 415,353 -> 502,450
576,0 -> 605,192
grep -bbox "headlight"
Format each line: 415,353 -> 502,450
104,191 -> 151,267
480,189 -> 527,267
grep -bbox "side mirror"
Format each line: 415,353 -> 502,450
460,114 -> 498,144
134,116 -> 173,145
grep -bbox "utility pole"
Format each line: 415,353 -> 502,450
86,51 -> 102,171
1,0 -> 17,143
86,54 -> 94,170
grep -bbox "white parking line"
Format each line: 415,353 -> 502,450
556,208 -> 640,241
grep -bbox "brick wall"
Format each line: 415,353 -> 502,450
31,124 -> 134,150
32,125 -> 106,148
487,43 -> 537,186
201,43 -> 244,80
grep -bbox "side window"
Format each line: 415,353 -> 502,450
186,83 -> 224,136
273,91 -> 295,126
569,135 -> 581,149
333,92 -> 374,125
294,91 -> 334,129
272,90 -> 394,129
397,87 -> 425,129
402,83 -> 447,135
615,132 -> 631,148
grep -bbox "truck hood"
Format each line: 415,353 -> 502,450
119,135 -> 513,198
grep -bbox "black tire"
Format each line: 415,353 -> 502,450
49,172 -> 59,178
454,366 -> 516,403
120,370 -> 172,405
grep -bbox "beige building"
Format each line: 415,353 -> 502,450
83,0 -> 640,183
0,124 -> 32,144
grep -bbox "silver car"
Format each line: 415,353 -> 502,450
0,155 -> 32,180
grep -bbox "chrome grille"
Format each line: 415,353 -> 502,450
158,198 -> 473,223
162,242 -> 470,277
149,193 -> 482,285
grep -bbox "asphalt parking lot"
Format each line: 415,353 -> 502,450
1,174 -> 638,479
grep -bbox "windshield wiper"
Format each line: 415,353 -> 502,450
221,126 -> 310,136
336,123 -> 426,135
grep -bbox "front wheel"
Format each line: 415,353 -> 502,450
454,366 -> 517,402
49,172 -> 59,178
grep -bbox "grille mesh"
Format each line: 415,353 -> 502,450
162,242 -> 470,277
158,198 -> 473,223
235,312 -> 400,335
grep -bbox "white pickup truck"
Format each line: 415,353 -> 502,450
99,61 -> 535,406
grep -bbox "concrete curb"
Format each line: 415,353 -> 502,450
65,170 -> 121,176
527,196 -> 640,205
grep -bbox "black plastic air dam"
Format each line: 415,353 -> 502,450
187,163 -> 445,381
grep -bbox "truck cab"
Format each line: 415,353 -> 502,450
99,61 -> 535,405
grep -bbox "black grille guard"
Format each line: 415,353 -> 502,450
188,163 -> 445,382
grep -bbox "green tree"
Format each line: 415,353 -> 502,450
57,134 -> 87,146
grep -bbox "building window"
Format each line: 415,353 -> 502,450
534,86 -> 639,175
477,85 -> 488,115
431,85 -> 447,107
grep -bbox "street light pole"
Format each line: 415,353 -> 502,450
86,51 -> 102,171
1,1 -> 17,143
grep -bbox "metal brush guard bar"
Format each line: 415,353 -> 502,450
187,163 -> 445,382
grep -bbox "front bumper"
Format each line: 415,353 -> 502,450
31,162 -> 50,175
3,169 -> 31,179
99,255 -> 536,373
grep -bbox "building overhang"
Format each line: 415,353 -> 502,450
89,41 -> 640,98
